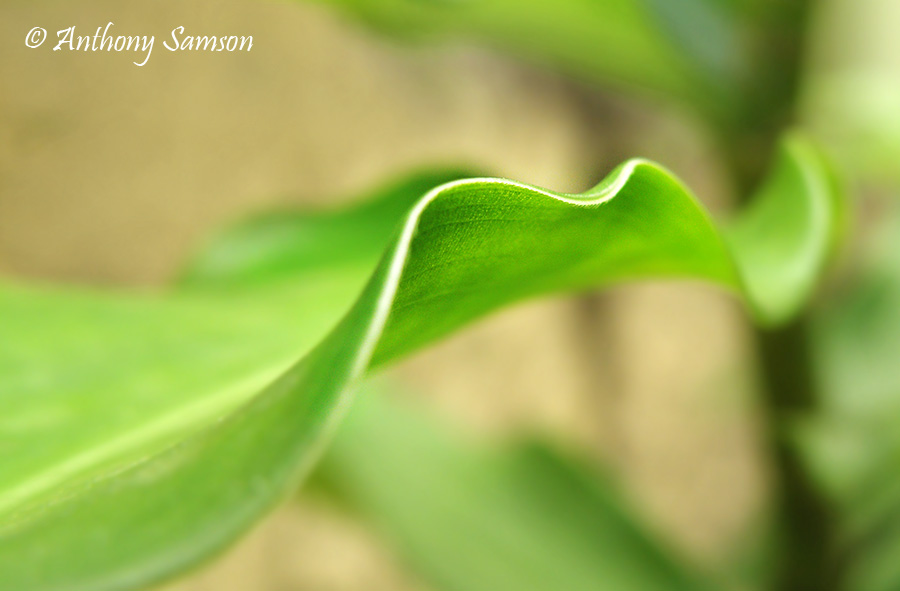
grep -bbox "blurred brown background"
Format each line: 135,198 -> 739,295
10,0 -> 872,588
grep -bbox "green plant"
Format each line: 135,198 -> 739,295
1,1 -> 898,590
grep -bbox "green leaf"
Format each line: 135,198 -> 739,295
726,134 -> 842,325
815,209 -> 900,419
182,170 -> 473,288
798,207 -> 900,591
0,134 -> 838,590
0,273 -> 364,514
309,0 -> 743,117
318,388 -> 712,591
794,208 -> 900,508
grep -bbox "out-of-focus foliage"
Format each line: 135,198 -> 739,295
816,212 -> 900,420
312,0 -> 752,118
726,136 -> 842,324
798,207 -> 900,591
803,0 -> 900,184
318,389 -> 712,591
806,74 -> 900,183
791,2 -> 900,587
0,137 -> 838,590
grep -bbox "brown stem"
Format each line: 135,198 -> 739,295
716,1 -> 844,586
757,317 -> 842,591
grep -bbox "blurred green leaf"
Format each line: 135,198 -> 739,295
800,207 -> 900,591
309,0 -> 747,117
640,0 -> 744,85
726,135 -> 842,324
802,0 -> 900,185
805,73 -> 900,184
815,209 -> 900,419
318,389 -> 713,591
0,134 -> 838,590
795,5 -> 900,579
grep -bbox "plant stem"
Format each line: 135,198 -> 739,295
717,1 -> 844,585
730,133 -> 843,590
721,0 -> 817,200
756,316 -> 842,591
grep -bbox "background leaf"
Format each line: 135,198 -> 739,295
309,0 -> 744,117
317,387 -> 714,591
798,206 -> 900,591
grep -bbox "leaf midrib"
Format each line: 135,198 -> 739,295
0,357 -> 295,519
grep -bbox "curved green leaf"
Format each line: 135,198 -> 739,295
726,135 -> 842,324
182,170 -> 472,287
0,134 -> 838,590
